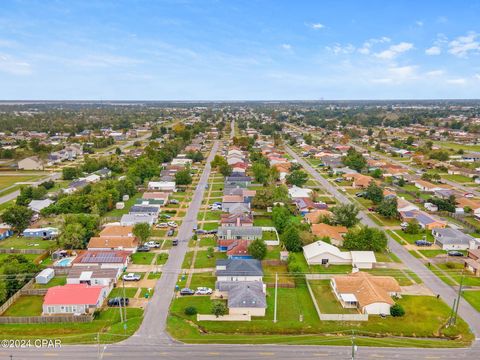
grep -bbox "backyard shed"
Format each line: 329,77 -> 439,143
35,268 -> 55,284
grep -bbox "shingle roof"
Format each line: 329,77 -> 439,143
217,281 -> 266,309
216,259 -> 263,276
217,226 -> 263,238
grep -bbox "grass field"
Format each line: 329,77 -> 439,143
108,287 -> 138,299
0,175 -> 44,191
131,252 -> 155,265
463,290 -> 480,312
194,250 -> 227,268
2,296 -> 44,316
33,276 -> 66,288
309,280 -> 358,314
0,236 -> 54,250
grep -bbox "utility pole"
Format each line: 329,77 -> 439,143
351,330 -> 357,360
452,271 -> 465,325
97,332 -> 100,359
122,278 -> 128,323
448,298 -> 456,327
274,272 -> 278,323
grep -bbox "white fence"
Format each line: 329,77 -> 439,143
261,227 -> 280,246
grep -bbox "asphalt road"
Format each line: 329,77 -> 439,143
285,145 -> 480,338
0,172 -> 61,205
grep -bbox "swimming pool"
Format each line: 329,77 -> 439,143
56,257 -> 73,267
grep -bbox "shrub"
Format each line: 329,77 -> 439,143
184,306 -> 198,316
390,303 -> 405,317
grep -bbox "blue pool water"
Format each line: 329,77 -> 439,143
56,258 -> 73,267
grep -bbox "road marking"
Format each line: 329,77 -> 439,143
424,357 -> 441,359
42,354 -> 59,357
258,352 -> 275,356
313,354 -> 328,357
208,352 -> 221,355
369,355 -> 385,358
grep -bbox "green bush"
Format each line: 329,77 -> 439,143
390,303 -> 405,317
184,306 -> 198,316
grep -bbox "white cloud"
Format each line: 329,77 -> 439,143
0,54 -> 31,75
416,20 -> 424,27
281,43 -> 292,51
425,46 -> 441,55
425,70 -> 444,77
448,32 -> 480,58
475,74 -> 480,80
388,65 -> 416,78
446,78 -> 467,85
311,23 -> 325,30
374,42 -> 414,60
326,43 -> 355,55
358,37 -> 390,55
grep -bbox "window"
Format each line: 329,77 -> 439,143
321,259 -> 329,265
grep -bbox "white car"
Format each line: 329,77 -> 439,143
123,273 -> 141,281
145,241 -> 161,248
195,287 -> 213,295
156,223 -> 168,228
167,221 -> 178,228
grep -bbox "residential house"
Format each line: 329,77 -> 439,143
87,236 -> 138,252
220,213 -> 253,227
0,227 -> 13,240
120,213 -> 155,226
293,197 -> 327,215
303,240 -> 376,269
66,266 -> 119,289
72,250 -> 130,270
288,185 -> 313,199
456,198 -> 480,218
129,204 -> 161,217
22,227 -> 59,239
226,239 -> 251,259
304,209 -> 333,224
227,203 -> 251,215
432,228 -> 480,251
85,174 -> 101,183
215,259 -> 263,282
222,195 -> 250,212
330,271 -> 401,315
464,249 -> 480,276
217,226 -> 262,241
343,173 -> 377,188
397,198 -> 419,213
215,281 -> 266,316
141,192 -> 169,205
147,181 -> 176,192
43,284 -> 108,315
99,225 -> 134,238
399,210 -> 447,230
18,156 -> 44,170
311,224 -> 348,247
414,180 -> 450,193
28,199 -> 54,213
225,175 -> 252,188
171,157 -> 193,167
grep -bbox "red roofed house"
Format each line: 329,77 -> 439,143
43,284 -> 108,315
226,239 -> 252,259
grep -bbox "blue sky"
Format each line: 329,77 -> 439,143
1,0 -> 480,100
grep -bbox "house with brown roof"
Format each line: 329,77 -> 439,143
220,213 -> 253,227
99,225 -> 134,238
311,223 -> 348,246
330,271 -> 401,315
464,249 -> 480,276
342,173 -> 377,188
304,209 -> 333,224
87,237 -> 138,252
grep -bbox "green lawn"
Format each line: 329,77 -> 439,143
108,287 -> 138,299
433,141 -> 480,152
103,193 -> 142,217
0,236 -> 54,250
443,174 -> 472,183
194,250 -> 227,268
253,216 -> 274,226
0,175 -> 44,191
309,280 -> 358,314
201,222 -> 218,231
140,288 -> 154,298
265,246 -> 281,260
199,237 -> 216,247
2,296 -> 44,316
188,273 -> 216,290
436,262 -> 480,287
418,250 -> 448,258
155,253 -> 169,265
463,290 -> 480,312
148,271 -> 162,279
182,251 -> 194,268
203,211 -> 221,221
262,230 -> 277,241
392,230 -> 433,244
131,252 -> 155,265
33,276 -> 66,288
0,308 -> 144,344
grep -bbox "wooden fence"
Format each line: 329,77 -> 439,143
0,248 -> 45,255
0,315 -> 93,324
0,278 -> 35,316
266,282 -> 295,288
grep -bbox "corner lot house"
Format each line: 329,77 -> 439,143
303,240 -> 376,269
331,271 -> 401,315
216,281 -> 267,316
432,228 -> 480,251
43,284 -> 108,315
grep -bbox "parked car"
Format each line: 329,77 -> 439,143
123,273 -> 141,281
355,192 -> 366,197
334,178 -> 343,183
464,193 -> 474,198
448,251 -> 464,257
205,184 -> 209,189
400,222 -> 409,229
180,288 -> 195,295
206,230 -> 217,235
156,222 -> 168,228
167,229 -> 174,237
195,229 -> 206,235
368,207 -> 376,212
145,241 -> 160,248
108,297 -> 129,307
137,245 -> 150,252
172,239 -> 179,246
168,221 -> 178,228
195,287 -> 213,295
169,199 -> 180,205
415,240 -> 432,247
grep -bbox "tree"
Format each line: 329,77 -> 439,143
212,301 -> 228,318
175,169 -> 192,185
343,226 -> 388,252
342,148 -> 367,172
390,303 -> 405,317
404,221 -> 421,234
1,205 -> 33,232
133,223 -> 151,244
1,254 -> 39,299
62,166 -> 80,180
286,170 -> 308,187
115,147 -> 122,155
365,181 -> 384,204
252,162 -> 270,184
184,306 -> 197,316
376,197 -> 398,218
370,168 -> 383,179
397,177 -> 406,187
58,223 -> 87,249
282,224 -> 302,252
219,163 -> 232,177
331,203 -> 359,228
248,239 -> 267,260
272,206 -> 291,233
428,196 -> 456,213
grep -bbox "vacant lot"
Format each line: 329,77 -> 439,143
0,175 -> 44,192
0,236 -> 53,250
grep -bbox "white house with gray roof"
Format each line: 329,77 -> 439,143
217,226 -> 262,241
216,281 -> 266,317
215,259 -> 263,282
432,228 -> 480,251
